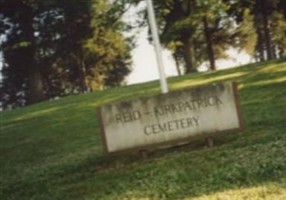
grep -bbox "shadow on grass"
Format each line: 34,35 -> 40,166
49,125 -> 286,200
23,129 -> 285,200
0,59 -> 285,200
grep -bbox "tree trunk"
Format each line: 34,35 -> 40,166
203,15 -> 216,70
173,53 -> 182,76
21,6 -> 45,104
261,0 -> 274,60
272,45 -> 277,59
182,34 -> 196,73
256,27 -> 265,62
79,54 -> 88,93
27,61 -> 45,104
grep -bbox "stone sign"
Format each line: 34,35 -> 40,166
97,82 -> 243,154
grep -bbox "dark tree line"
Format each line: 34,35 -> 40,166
1,0 -> 285,109
0,0 -> 133,109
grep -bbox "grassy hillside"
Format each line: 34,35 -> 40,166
0,59 -> 286,200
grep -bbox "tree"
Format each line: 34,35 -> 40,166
155,0 -> 198,73
228,0 -> 286,61
83,0 -> 132,89
0,0 -> 133,109
130,0 -> 285,73
0,0 -> 46,105
154,0 -> 236,71
129,0 -> 236,72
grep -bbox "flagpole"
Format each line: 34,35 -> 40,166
146,0 -> 168,94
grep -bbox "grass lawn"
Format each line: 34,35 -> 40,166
0,59 -> 286,200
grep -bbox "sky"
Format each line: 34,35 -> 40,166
126,28 -> 178,84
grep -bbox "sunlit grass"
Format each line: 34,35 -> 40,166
0,59 -> 285,200
184,183 -> 286,200
171,71 -> 247,90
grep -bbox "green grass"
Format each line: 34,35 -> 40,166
0,59 -> 286,200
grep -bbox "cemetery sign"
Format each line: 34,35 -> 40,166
97,82 -> 243,154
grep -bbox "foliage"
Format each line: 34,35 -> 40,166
234,9 -> 257,55
227,0 -> 286,61
0,0 -> 133,109
0,59 -> 285,199
84,0 -> 132,89
130,0 -> 286,72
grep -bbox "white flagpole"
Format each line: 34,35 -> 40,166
146,0 -> 169,94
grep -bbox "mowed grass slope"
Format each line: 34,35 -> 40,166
0,59 -> 286,200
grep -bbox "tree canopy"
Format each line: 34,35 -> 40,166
131,0 -> 286,73
0,0 -> 133,109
